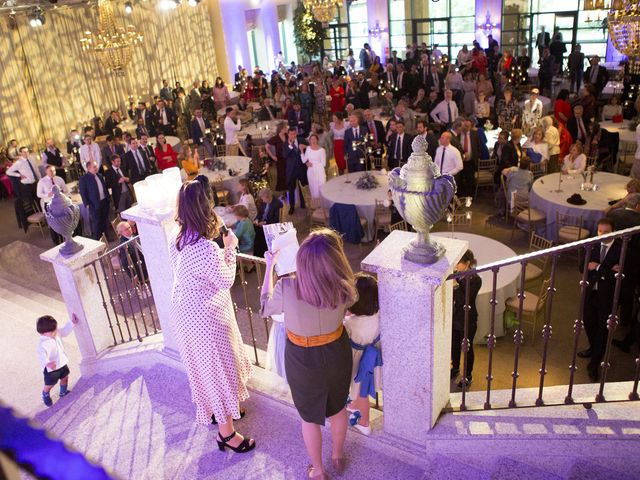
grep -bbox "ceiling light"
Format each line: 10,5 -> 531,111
29,7 -> 45,27
188,0 -> 200,6
159,0 -> 179,10
124,1 -> 132,13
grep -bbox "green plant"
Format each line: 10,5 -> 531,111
293,2 -> 324,61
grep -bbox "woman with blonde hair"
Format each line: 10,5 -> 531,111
261,229 -> 357,479
169,178 -> 254,453
178,142 -> 200,180
562,142 -> 587,174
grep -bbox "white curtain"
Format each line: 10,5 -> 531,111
0,1 -> 220,148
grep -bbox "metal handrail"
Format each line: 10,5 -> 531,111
447,225 -> 640,280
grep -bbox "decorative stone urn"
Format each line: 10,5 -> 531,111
388,135 -> 456,264
44,185 -> 84,257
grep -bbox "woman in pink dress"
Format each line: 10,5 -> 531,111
212,77 -> 230,112
169,179 -> 255,453
154,134 -> 178,171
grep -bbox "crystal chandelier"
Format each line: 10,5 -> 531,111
80,0 -> 143,76
302,0 -> 340,23
608,0 -> 640,73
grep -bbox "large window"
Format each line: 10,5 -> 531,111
323,4 -> 349,61
389,0 -> 409,54
348,0 -> 369,55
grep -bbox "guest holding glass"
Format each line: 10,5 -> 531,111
155,134 -> 178,171
169,179 -> 254,453
261,229 -> 357,479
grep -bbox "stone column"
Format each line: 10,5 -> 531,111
40,237 -> 112,376
121,205 -> 180,359
362,230 -> 468,440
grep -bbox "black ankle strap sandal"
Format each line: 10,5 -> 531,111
216,431 -> 256,453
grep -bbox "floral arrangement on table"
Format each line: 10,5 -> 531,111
208,158 -> 227,171
355,171 -> 380,190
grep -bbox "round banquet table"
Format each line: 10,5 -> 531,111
320,170 -> 389,241
228,91 -> 240,105
602,81 -> 625,97
600,120 -> 636,144
181,155 -> 250,204
240,120 -> 280,141
529,172 -> 629,238
148,136 -> 180,150
432,232 -> 520,343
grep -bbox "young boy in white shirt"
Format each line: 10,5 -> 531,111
37,314 -> 79,407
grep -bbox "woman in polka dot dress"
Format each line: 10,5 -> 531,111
169,177 -> 255,453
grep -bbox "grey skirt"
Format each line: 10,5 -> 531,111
284,329 -> 353,425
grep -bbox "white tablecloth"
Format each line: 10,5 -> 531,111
600,120 -> 636,144
602,81 -> 625,97
194,155 -> 250,204
432,232 -> 519,342
214,206 -> 237,228
320,171 -> 389,241
519,94 -> 551,115
240,120 -> 280,141
529,172 -> 629,237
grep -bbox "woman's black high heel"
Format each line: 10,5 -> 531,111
211,408 -> 245,425
216,431 -> 256,453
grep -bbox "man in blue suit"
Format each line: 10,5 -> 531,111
343,114 -> 370,172
190,108 -> 214,158
284,127 -> 308,214
79,160 -> 110,240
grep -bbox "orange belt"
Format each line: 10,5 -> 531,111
287,324 -> 344,348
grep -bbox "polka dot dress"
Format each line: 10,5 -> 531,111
169,235 -> 253,425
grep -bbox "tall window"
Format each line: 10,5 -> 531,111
389,0 -> 408,54
348,0 -> 369,55
323,4 -> 349,61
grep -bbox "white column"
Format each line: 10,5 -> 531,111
40,237 -> 113,376
121,205 -> 180,359
362,230 -> 468,440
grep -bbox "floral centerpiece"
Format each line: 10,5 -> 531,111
208,158 -> 227,171
355,171 -> 379,190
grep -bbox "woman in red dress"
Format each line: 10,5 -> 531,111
330,112 -> 347,174
329,78 -> 345,114
472,48 -> 488,77
155,134 -> 178,171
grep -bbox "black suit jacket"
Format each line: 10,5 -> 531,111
257,198 -> 282,225
104,166 -> 130,208
283,141 -> 308,183
137,109 -> 155,134
425,72 -> 444,95
579,239 -> 622,305
287,109 -> 311,137
333,66 -> 347,77
154,107 -> 177,129
124,149 -> 152,184
405,73 -> 419,98
584,66 -> 609,94
118,236 -> 148,281
452,274 -> 482,331
356,81 -> 370,109
101,144 -> 125,168
79,172 -> 108,210
343,125 -> 370,171
104,117 -> 120,136
364,119 -> 385,146
567,117 -> 588,144
141,144 -> 157,169
387,133 -> 414,169
190,117 -> 212,145
257,105 -> 277,121
457,130 -> 482,165
492,141 -> 517,183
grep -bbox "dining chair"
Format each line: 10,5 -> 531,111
529,161 -> 547,179
308,196 -> 329,229
510,196 -> 546,240
555,212 -> 589,245
26,201 -> 47,238
389,220 -> 409,232
278,197 -> 289,224
475,158 -> 496,197
373,199 -> 392,242
447,212 -> 472,233
214,144 -> 228,157
212,179 -> 230,206
525,233 -> 553,284
505,277 -> 551,344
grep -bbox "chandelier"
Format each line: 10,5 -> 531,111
80,0 -> 143,76
608,0 -> 640,73
302,0 -> 340,23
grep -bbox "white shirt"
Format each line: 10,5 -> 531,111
37,321 -> 74,372
563,153 -> 587,173
434,145 -> 463,176
224,116 -> 242,145
37,175 -> 69,203
430,100 -> 459,125
80,143 -> 103,170
238,192 -> 258,221
7,156 -> 39,184
161,108 -> 168,125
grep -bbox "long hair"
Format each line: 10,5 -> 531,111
295,229 -> 357,309
175,179 -> 220,251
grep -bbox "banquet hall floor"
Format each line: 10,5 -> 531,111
0,186 -> 637,404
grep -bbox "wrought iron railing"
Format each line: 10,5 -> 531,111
88,235 -> 160,345
448,225 -> 640,412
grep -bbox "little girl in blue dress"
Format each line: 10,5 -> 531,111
344,273 -> 382,436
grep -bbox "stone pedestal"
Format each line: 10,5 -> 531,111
40,237 -> 112,376
362,230 -> 468,441
121,205 -> 180,359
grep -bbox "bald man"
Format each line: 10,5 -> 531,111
434,132 -> 463,176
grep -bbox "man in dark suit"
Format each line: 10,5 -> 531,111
258,98 -> 278,121
567,104 -> 588,144
124,138 -> 152,184
363,109 -> 385,165
136,102 -> 155,136
287,101 -> 311,137
343,114 -> 370,172
104,111 -> 120,136
104,154 -> 132,214
415,120 -> 438,159
139,135 -> 158,172
333,59 -> 347,78
425,65 -> 445,99
386,120 -> 413,169
79,160 -> 110,240
583,56 -> 609,97
234,66 -> 245,91
190,108 -> 214,158
535,26 -> 550,59
568,44 -> 585,93
153,100 -> 177,136
102,136 -> 125,168
578,217 -> 623,382
385,50 -> 401,72
116,221 -> 148,283
359,43 -> 372,70
252,188 -> 284,257
356,72 -> 370,109
284,128 -> 308,214
382,64 -> 397,92
457,118 -> 482,197
491,130 -> 517,185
